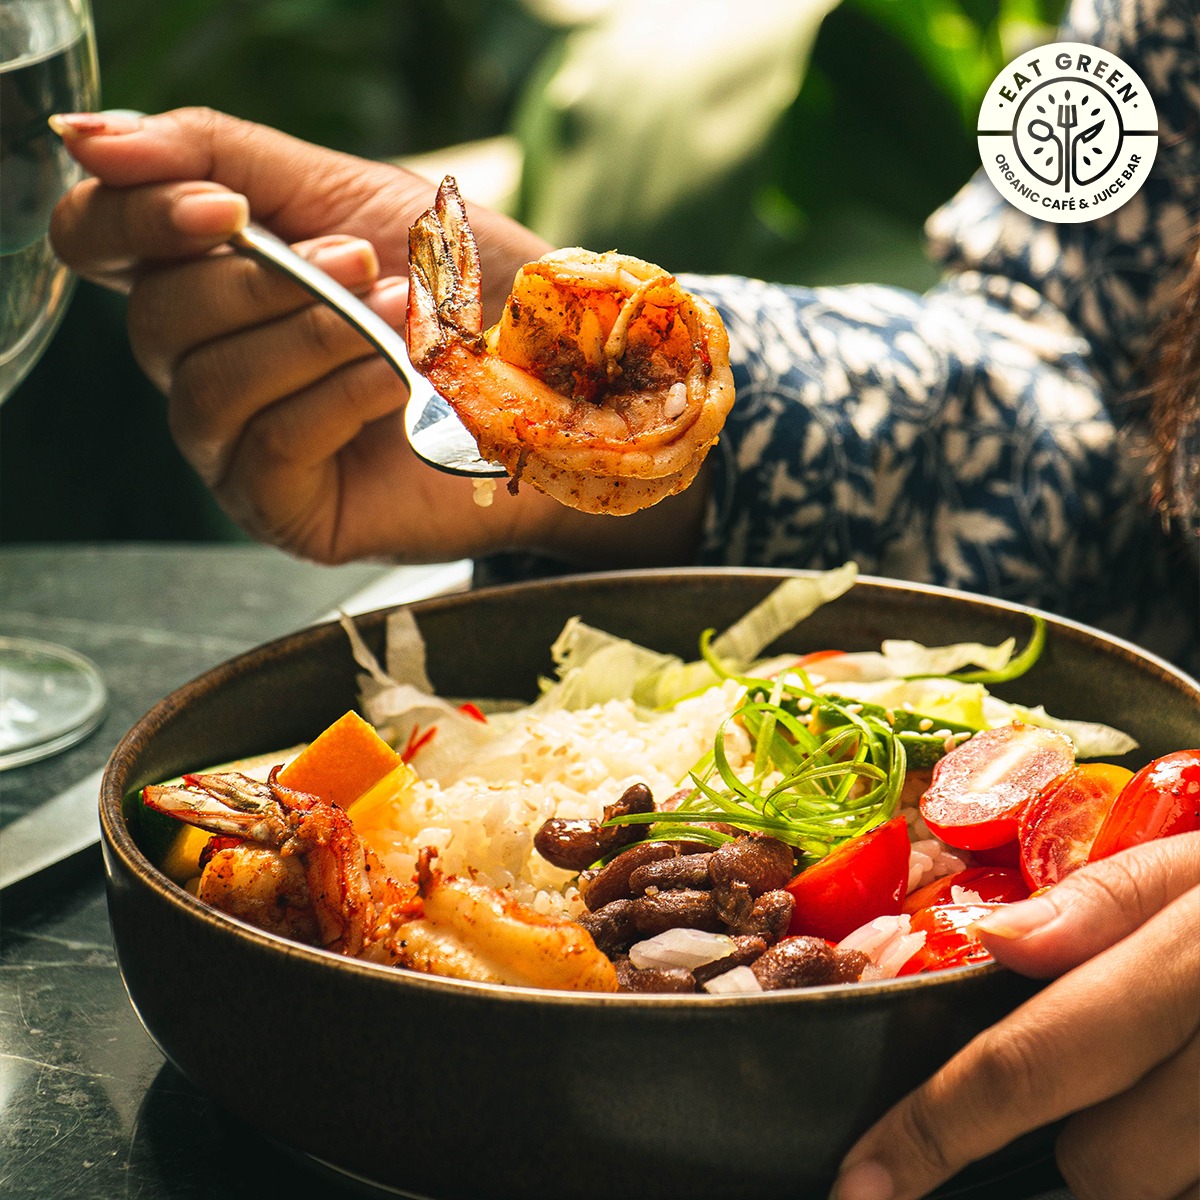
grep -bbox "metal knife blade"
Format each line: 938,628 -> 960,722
0,766 -> 104,893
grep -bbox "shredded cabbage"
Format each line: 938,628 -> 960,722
345,564 -> 1138,778
537,564 -> 861,712
531,616 -> 682,711
999,703 -> 1138,758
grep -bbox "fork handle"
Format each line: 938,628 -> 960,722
231,222 -> 419,388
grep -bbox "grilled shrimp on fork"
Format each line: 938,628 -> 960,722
407,177 -> 735,515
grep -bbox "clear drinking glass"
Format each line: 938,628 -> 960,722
1,0 -> 105,769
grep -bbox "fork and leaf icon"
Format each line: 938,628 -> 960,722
1025,90 -> 1106,191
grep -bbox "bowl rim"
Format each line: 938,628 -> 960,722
100,565 -> 1200,1008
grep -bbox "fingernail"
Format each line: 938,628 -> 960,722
975,895 -> 1057,940
308,238 -> 379,285
830,1160 -> 894,1200
367,277 -> 409,321
172,191 -> 250,238
49,110 -> 143,139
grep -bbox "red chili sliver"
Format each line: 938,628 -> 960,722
1018,762 -> 1132,889
785,816 -> 910,942
919,723 -> 1076,851
1088,750 -> 1200,862
401,723 -> 438,763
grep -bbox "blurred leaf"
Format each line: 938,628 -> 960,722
512,0 -> 838,273
93,0 -> 555,159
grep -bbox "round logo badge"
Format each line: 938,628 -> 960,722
977,41 -> 1158,223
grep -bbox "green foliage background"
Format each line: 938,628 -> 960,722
1,0 -> 1067,543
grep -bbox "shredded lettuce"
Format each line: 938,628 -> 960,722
345,565 -> 1138,784
990,701 -> 1138,759
710,563 -> 858,665
531,616 -> 683,711
339,609 -> 500,772
542,564 -> 862,711
647,564 -> 860,705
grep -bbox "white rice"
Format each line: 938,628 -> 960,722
365,680 -> 746,914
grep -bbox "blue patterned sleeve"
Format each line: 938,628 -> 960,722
689,0 -> 1199,672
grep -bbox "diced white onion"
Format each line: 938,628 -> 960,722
629,928 -> 736,971
839,914 -> 910,956
702,965 -> 763,994
907,845 -> 935,892
839,914 -> 926,980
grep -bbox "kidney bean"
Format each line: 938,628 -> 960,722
829,947 -> 870,984
728,889 -> 794,941
577,899 -> 639,956
712,878 -> 754,928
708,836 -> 795,896
630,889 -> 722,936
603,782 -> 655,830
579,841 -> 677,911
533,782 -> 656,871
534,818 -> 609,872
532,777 -> 657,873
628,852 -> 713,896
614,958 -> 696,993
691,934 -> 769,984
751,936 -> 868,991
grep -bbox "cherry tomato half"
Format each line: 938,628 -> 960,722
902,866 -> 1028,914
1018,762 -> 1132,889
919,723 -> 1076,851
1088,749 -> 1200,862
786,815 -> 910,942
897,902 -> 1004,975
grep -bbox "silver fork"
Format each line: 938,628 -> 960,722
232,222 -> 503,478
1056,103 -> 1078,192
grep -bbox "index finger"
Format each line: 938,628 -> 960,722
830,884 -> 1200,1200
53,107 -> 428,259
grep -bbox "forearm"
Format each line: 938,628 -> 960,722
681,271 -> 1196,670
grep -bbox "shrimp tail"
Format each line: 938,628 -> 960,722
407,176 -> 485,366
143,772 -> 289,842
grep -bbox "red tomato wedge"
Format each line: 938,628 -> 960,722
897,902 -> 1004,975
786,816 -> 910,942
1088,749 -> 1200,862
902,866 -> 1028,914
919,723 -> 1076,851
1018,762 -> 1132,889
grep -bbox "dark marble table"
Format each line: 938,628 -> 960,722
0,544 -> 401,1199
0,544 -> 1074,1200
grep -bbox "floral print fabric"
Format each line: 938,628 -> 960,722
691,0 -> 1199,674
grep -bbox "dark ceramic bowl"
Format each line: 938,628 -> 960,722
100,569 -> 1200,1200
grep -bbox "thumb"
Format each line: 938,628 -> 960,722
975,830 -> 1200,978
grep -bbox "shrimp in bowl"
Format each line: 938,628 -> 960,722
142,769 -> 618,992
407,177 -> 735,514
